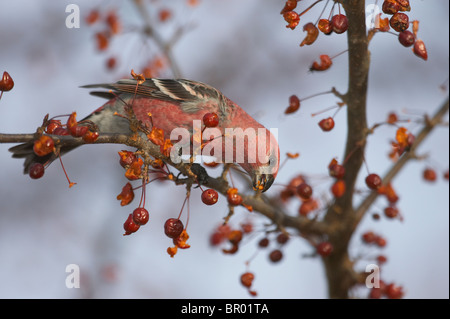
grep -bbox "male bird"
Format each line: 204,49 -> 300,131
10,78 -> 280,192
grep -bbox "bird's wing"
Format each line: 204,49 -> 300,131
82,78 -> 228,114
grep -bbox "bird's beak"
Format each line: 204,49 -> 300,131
252,174 -> 275,193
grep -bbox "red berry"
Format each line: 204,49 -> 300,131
331,180 -> 346,198
203,112 -> 219,128
258,237 -> 269,248
369,288 -> 383,299
316,241 -> 333,257
413,39 -> 428,61
106,57 -> 117,70
389,12 -> 409,32
82,130 -> 99,143
365,173 -> 382,190
276,233 -> 290,245
0,71 -> 14,92
123,214 -> 140,235
384,206 -> 399,219
201,189 -> 219,205
382,0 -> 400,15
29,163 -> 45,179
318,117 -> 335,132
297,182 -> 313,200
362,231 -> 376,244
240,272 -> 255,288
45,120 -> 62,134
329,163 -> 345,179
385,283 -> 404,299
132,207 -> 149,225
227,191 -> 243,206
269,249 -> 283,263
164,218 -> 184,239
398,30 -> 415,47
52,127 -> 70,136
70,125 -> 89,138
377,255 -> 388,264
375,236 -> 387,247
423,168 -> 437,182
299,198 -> 318,216
331,14 -> 348,34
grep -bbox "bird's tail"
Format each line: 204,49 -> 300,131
9,141 -> 76,174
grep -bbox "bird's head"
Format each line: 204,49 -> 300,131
239,128 -> 280,193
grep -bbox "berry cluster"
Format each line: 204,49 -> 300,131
374,0 -> 427,60
369,280 -> 404,299
281,0 -> 349,42
362,231 -> 387,248
29,113 -> 99,181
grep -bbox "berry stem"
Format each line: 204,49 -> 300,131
58,153 -> 76,188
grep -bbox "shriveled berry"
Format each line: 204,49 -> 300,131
389,12 -> 409,32
118,150 -> 137,168
280,0 -> 297,14
331,14 -> 348,34
203,112 -> 219,128
316,241 -> 333,257
269,249 -> 283,263
132,207 -> 149,225
300,22 -> 319,47
33,135 -> 55,157
201,189 -> 219,205
123,214 -> 140,235
285,95 -> 300,114
310,54 -> 333,72
398,30 -> 415,47
382,0 -> 400,15
240,272 -> 255,288
283,11 -> 300,30
318,19 -> 333,35
297,182 -> 313,200
164,218 -> 184,239
29,163 -> 45,179
365,173 -> 382,190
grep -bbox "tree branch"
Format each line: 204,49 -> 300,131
0,131 -> 330,237
353,97 -> 449,227
322,0 -> 370,299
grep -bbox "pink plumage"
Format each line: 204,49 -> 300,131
11,78 -> 280,192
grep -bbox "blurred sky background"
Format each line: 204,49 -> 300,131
0,0 -> 448,298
